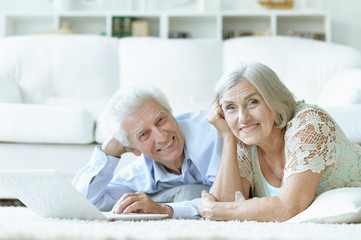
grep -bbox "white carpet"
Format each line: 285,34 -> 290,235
1,207 -> 361,240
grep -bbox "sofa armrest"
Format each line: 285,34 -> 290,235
0,103 -> 95,144
0,73 -> 22,103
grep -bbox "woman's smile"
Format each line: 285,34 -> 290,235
240,123 -> 260,133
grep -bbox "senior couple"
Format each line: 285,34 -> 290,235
73,62 -> 361,221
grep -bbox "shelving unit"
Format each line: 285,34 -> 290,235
1,10 -> 331,41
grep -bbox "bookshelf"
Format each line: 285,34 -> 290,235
1,10 -> 331,41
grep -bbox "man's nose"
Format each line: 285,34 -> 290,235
153,127 -> 168,142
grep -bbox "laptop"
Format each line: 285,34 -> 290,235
0,169 -> 168,221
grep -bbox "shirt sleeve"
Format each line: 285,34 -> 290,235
72,146 -> 138,211
284,105 -> 337,180
166,198 -> 201,219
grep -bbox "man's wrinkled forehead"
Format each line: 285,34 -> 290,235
133,110 -> 166,137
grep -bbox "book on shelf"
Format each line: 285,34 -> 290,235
288,31 -> 325,41
112,16 -> 133,38
223,30 -> 270,40
168,31 -> 189,39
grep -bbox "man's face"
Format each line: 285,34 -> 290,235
122,98 -> 185,169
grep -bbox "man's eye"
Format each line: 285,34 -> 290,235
158,116 -> 167,126
139,133 -> 149,141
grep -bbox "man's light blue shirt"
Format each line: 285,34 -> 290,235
72,110 -> 223,219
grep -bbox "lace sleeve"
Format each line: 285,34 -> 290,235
237,140 -> 253,184
284,105 -> 337,180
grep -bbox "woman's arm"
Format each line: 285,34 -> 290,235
200,169 -> 323,222
207,101 -> 250,201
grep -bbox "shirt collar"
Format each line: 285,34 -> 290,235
153,148 -> 191,184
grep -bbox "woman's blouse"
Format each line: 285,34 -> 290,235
237,103 -> 361,197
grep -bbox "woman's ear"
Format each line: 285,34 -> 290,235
130,148 -> 141,156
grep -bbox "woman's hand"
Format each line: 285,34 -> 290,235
197,190 -> 218,220
207,100 -> 234,138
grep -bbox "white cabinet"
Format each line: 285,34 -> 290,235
1,10 -> 331,41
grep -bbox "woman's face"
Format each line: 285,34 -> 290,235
221,80 -> 276,145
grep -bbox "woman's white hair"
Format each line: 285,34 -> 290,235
104,84 -> 172,147
215,62 -> 296,129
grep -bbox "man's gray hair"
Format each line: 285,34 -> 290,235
105,84 -> 172,147
215,62 -> 296,129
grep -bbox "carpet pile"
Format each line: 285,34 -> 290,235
1,207 -> 360,240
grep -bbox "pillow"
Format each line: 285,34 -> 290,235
317,69 -> 361,106
286,187 -> 361,224
0,74 -> 22,103
47,97 -> 108,119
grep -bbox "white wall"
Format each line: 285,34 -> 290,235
323,0 -> 361,51
1,0 -> 361,51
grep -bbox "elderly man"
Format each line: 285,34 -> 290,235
72,85 -> 222,219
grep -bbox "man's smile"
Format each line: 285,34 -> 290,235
158,136 -> 174,151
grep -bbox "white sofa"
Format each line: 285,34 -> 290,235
1,35 -> 361,198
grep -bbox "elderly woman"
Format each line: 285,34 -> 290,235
198,62 -> 361,222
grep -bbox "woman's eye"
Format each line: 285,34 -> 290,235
226,105 -> 235,110
249,99 -> 259,105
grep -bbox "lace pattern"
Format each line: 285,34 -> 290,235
284,104 -> 337,179
237,103 -> 361,197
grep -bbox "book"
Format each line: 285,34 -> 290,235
112,16 -> 133,38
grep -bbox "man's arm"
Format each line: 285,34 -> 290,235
72,145 -> 131,210
72,137 -> 138,211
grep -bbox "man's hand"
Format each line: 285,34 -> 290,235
112,192 -> 173,218
197,190 -> 218,220
101,136 -> 133,158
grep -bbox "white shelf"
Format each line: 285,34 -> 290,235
1,10 -> 331,41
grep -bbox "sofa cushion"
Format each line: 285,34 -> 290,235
223,36 -> 361,104
0,73 -> 22,103
0,103 -> 94,144
0,35 -> 119,104
46,97 -> 108,119
119,37 -> 222,116
94,111 -> 111,144
317,69 -> 361,106
322,105 -> 361,144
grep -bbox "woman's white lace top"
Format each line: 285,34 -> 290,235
237,103 -> 361,197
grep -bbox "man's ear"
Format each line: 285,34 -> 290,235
130,148 -> 141,156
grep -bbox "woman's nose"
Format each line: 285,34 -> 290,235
238,109 -> 250,123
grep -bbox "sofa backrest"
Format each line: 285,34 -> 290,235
0,35 -> 120,105
118,37 -> 223,115
223,36 -> 361,104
